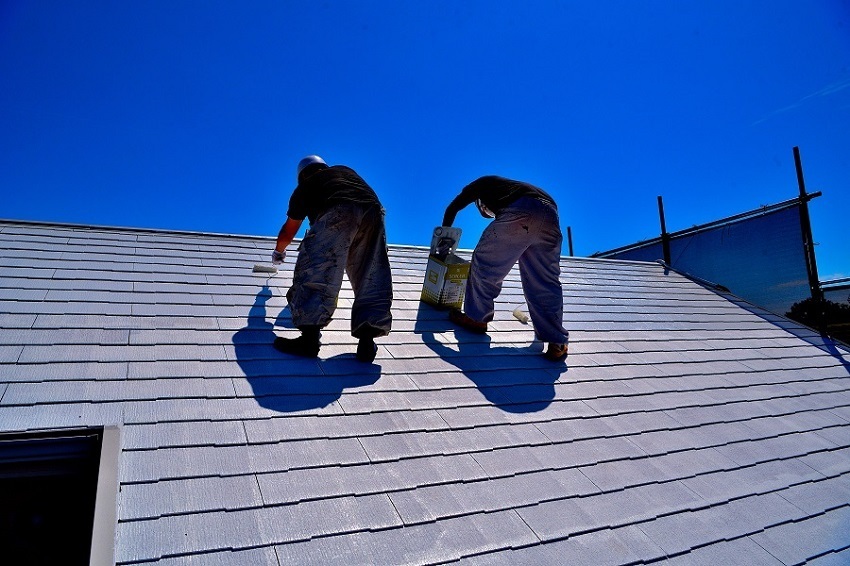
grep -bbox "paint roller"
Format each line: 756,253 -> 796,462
252,264 -> 278,274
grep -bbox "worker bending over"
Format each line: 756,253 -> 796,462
272,155 -> 393,362
442,175 -> 569,361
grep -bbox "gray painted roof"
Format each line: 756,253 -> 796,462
1,219 -> 849,565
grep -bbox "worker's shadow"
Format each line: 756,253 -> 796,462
233,286 -> 381,413
414,302 -> 564,413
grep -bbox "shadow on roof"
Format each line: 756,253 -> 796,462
232,286 -> 381,413
414,302 -> 566,413
718,293 -> 850,374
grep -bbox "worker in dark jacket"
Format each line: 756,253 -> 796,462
442,175 -> 569,361
271,155 -> 393,362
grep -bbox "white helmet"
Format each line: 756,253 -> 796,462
297,155 -> 326,180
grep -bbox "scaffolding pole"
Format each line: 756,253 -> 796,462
793,146 -> 823,303
657,196 -> 671,265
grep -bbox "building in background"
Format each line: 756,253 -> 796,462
592,196 -> 817,317
593,148 -> 848,344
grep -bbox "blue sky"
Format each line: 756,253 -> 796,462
1,1 -> 848,280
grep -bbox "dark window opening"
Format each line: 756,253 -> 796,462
0,428 -> 104,566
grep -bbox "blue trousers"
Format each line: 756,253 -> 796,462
465,197 -> 569,343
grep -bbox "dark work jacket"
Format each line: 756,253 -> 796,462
287,165 -> 381,224
442,175 -> 557,226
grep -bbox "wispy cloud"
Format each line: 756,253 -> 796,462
752,77 -> 850,125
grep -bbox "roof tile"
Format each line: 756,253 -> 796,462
274,509 -> 536,565
2,220 -> 849,564
258,453 -> 487,505
748,506 -> 850,564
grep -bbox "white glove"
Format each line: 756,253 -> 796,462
271,250 -> 285,265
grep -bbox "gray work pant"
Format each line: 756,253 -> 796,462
465,197 -> 569,343
289,202 -> 393,338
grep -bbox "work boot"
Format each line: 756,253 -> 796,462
449,309 -> 488,334
273,327 -> 321,358
544,342 -> 568,361
356,336 -> 378,363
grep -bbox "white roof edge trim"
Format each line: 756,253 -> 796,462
90,425 -> 121,566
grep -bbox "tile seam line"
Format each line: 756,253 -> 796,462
119,508 -> 412,561
7,348 -> 842,371
115,416 -> 850,455
114,486 -> 850,562
504,496 -> 850,563
677,509 -> 850,565
100,486 -> 850,529
113,541 -> 285,566
116,437 -> 850,495
83,353 -> 846,375
9,389 -> 850,428
786,543 -> 850,565
110,398 -> 850,442
101,384 -> 850,422
29,363 -> 839,390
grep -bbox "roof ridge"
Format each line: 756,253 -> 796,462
0,217 -> 275,241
